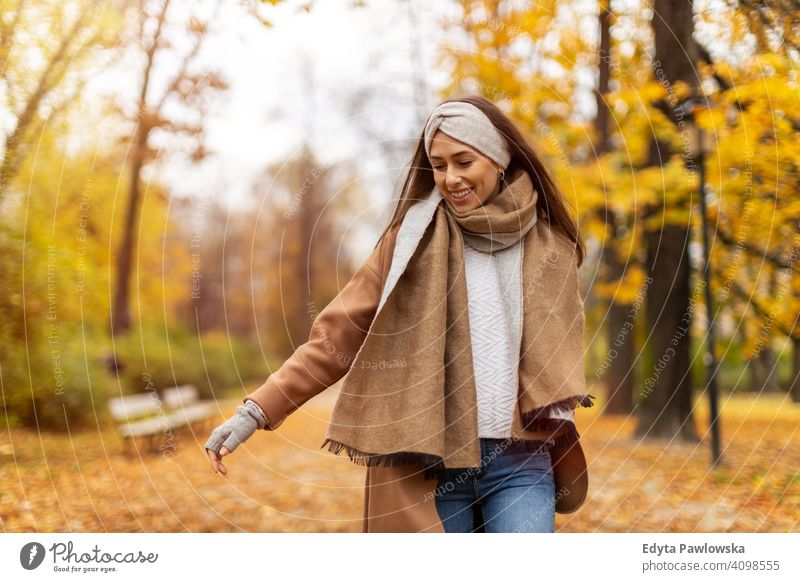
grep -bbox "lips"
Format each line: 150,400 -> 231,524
450,187 -> 474,202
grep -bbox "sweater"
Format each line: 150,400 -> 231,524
462,239 -> 519,438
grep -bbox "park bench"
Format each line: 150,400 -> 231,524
108,384 -> 217,455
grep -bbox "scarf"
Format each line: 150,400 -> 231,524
321,166 -> 594,478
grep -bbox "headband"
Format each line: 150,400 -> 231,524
423,101 -> 511,170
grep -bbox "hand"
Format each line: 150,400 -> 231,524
207,446 -> 231,476
204,401 -> 267,476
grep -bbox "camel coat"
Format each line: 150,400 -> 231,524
243,224 -> 589,532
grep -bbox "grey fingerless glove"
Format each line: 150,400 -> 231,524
204,400 -> 269,455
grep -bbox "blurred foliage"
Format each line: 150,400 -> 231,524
2,0 -> 799,435
441,0 -> 800,394
0,0 -> 313,430
113,325 -> 270,400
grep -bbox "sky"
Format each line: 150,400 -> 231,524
157,0 -> 458,217
73,0 -> 604,259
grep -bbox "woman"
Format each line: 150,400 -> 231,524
205,95 -> 594,533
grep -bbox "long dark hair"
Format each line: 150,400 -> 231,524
376,95 -> 585,267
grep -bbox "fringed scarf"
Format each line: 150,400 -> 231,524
321,166 -> 594,479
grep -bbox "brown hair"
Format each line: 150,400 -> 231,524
376,94 -> 585,266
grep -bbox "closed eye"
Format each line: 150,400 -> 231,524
432,160 -> 473,171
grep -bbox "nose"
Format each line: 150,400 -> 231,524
444,171 -> 464,190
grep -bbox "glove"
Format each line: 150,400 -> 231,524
204,400 -> 268,456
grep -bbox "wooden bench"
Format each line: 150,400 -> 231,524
109,385 -> 218,455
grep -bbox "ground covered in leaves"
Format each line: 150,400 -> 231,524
1,389 -> 798,532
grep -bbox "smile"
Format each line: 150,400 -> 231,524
450,187 -> 474,201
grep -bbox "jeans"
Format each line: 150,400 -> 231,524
433,438 -> 556,533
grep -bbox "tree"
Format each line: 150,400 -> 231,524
0,0 -> 120,211
594,0 -> 637,415
252,146 -> 364,359
109,0 -> 229,335
632,0 -> 700,442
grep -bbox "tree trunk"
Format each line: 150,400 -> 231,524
605,251 -> 638,415
634,0 -> 700,442
636,221 -> 698,441
111,125 -> 149,336
595,0 -> 611,154
595,0 -> 636,414
756,345 -> 781,393
791,337 -> 800,403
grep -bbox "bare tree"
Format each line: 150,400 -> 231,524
110,0 -> 229,335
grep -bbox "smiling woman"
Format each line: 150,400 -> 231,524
206,94 -> 592,533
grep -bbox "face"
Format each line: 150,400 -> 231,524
428,130 -> 503,212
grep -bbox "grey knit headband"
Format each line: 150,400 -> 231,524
423,101 -> 511,170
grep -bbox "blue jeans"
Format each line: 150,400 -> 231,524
433,438 -> 556,533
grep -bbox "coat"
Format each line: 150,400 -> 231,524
243,223 -> 589,532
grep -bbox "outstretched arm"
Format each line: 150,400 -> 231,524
243,226 -> 398,430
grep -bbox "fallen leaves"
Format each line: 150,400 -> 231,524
1,391 -> 798,532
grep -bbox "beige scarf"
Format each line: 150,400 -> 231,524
322,166 -> 594,478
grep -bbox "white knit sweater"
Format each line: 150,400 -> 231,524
462,239 -> 520,438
